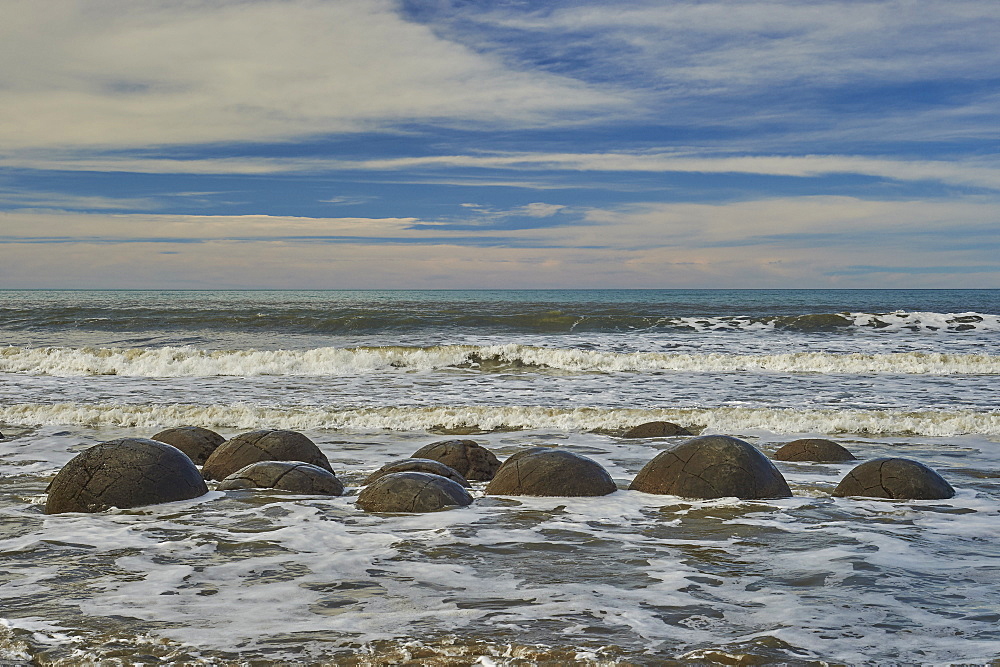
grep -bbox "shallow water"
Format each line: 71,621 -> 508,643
1,290 -> 998,664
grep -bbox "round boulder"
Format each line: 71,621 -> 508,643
151,426 -> 225,465
365,458 -> 470,487
773,438 -> 856,463
623,421 -> 692,438
833,458 -> 954,500
629,435 -> 792,499
202,429 -> 332,481
410,439 -> 501,481
46,438 -> 209,514
356,471 -> 473,513
485,449 -> 617,497
217,461 -> 344,495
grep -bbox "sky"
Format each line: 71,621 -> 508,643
0,0 -> 998,289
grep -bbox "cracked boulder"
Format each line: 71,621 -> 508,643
217,461 -> 344,495
773,438 -> 856,463
202,429 -> 332,481
623,421 -> 692,438
356,471 -> 473,513
365,458 -> 470,487
486,448 -> 617,497
629,435 -> 792,499
45,438 -> 209,514
151,426 -> 225,466
833,458 -> 955,500
410,439 -> 501,481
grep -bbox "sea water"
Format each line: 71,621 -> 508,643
0,289 -> 997,664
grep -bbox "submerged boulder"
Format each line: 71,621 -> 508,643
773,438 -> 856,463
202,429 -> 332,481
629,435 -> 792,499
151,426 -> 225,466
833,458 -> 955,500
356,471 -> 473,513
365,458 -> 470,487
486,448 -> 617,497
217,461 -> 344,496
623,421 -> 692,438
45,438 -> 208,514
410,439 -> 501,481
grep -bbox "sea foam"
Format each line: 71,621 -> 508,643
2,344 -> 998,377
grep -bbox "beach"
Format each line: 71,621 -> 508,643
1,289 -> 998,664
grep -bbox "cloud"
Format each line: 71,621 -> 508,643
0,0 -> 624,151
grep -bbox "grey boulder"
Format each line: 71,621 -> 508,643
151,426 -> 225,465
623,421 -> 692,438
833,458 -> 955,500
202,429 -> 332,481
46,438 -> 208,514
217,460 -> 344,495
773,438 -> 856,463
629,435 -> 792,499
356,471 -> 473,513
410,439 -> 501,481
365,458 -> 470,487
485,448 -> 616,497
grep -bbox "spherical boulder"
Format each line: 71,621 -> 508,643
833,458 -> 954,500
365,458 -> 470,487
485,448 -> 617,497
202,429 -> 332,481
410,439 -> 501,481
623,421 -> 692,438
356,471 -> 473,513
151,426 -> 225,465
45,438 -> 209,514
217,461 -> 344,496
629,435 -> 792,499
773,438 -> 856,463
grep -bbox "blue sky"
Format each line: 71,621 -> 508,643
0,0 -> 998,288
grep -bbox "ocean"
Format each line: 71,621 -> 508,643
0,289 -> 998,665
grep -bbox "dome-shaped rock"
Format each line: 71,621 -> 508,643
833,458 -> 954,500
217,461 -> 344,495
364,458 -> 470,487
773,438 -> 856,463
356,471 -> 473,513
623,421 -> 692,438
202,429 -> 332,481
410,439 -> 500,481
46,438 -> 208,514
151,426 -> 225,466
486,448 -> 617,497
629,435 -> 792,499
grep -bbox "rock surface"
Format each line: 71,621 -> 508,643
45,438 -> 208,514
773,438 -> 856,463
217,461 -> 344,495
833,458 -> 955,499
365,458 -> 470,487
629,435 -> 792,499
623,421 -> 692,438
151,426 -> 225,465
485,448 -> 617,497
356,471 -> 473,513
202,429 -> 332,481
410,439 -> 501,481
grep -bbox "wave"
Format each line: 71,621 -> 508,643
1,403 -> 997,437
2,344 -> 998,377
2,304 -> 998,334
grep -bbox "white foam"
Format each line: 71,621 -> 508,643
2,344 -> 998,377
2,402 -> 997,437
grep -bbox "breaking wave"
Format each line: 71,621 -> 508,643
2,402 -> 997,437
2,344 -> 998,377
